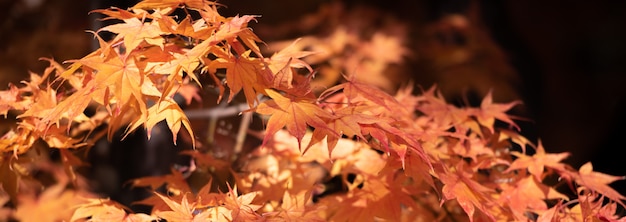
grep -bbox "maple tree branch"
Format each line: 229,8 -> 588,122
233,111 -> 252,158
183,103 -> 250,119
184,96 -> 267,120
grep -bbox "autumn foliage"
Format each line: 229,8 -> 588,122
1,0 -> 625,221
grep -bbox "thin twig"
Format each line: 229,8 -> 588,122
233,111 -> 252,157
184,102 -> 249,119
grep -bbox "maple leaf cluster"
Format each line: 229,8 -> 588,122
256,2 -> 412,94
0,0 -> 625,221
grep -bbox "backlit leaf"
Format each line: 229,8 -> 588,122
575,162 -> 626,207
256,89 -> 333,149
126,98 -> 195,146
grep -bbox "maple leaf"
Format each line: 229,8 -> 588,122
271,61 -> 316,97
256,89 -> 334,149
213,15 -> 262,55
71,198 -> 155,222
269,39 -> 315,75
393,83 -> 420,116
319,174 -> 416,222
0,84 -> 21,117
320,74 -> 398,110
389,148 -> 437,193
132,0 -> 217,11
535,201 -> 564,222
266,190 -> 325,221
573,162 -> 626,207
14,184 -> 86,222
361,119 -> 430,170
448,134 -> 495,162
305,105 -> 377,155
131,168 -> 192,196
155,37 -> 213,89
90,7 -> 143,21
498,129 -> 535,154
471,90 -> 521,132
362,32 -> 408,65
176,84 -> 202,105
180,150 -> 230,171
154,192 -> 195,221
270,59 -> 295,91
348,32 -> 409,91
157,15 -> 215,40
17,85 -> 62,128
194,206 -> 232,222
100,17 -> 165,55
69,47 -> 148,117
193,179 -> 225,208
0,128 -> 37,155
126,98 -> 195,146
318,141 -> 386,178
415,85 -> 471,130
223,185 -> 262,221
505,141 -> 570,180
238,155 -> 289,204
573,192 -> 626,222
436,162 -> 499,222
41,125 -> 89,149
595,204 -> 626,221
498,176 -> 569,220
207,48 -> 266,108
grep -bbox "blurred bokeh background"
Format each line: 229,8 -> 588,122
2,0 -> 625,194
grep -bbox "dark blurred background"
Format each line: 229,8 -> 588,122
1,0 -> 625,194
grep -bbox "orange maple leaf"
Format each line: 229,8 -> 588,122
158,15 -> 215,40
154,192 -> 195,221
415,85 -> 471,130
100,17 -> 165,55
269,38 -> 315,66
0,84 -> 20,117
222,185 -> 262,221
70,47 -> 147,117
362,119 -> 430,170
131,168 -> 192,196
207,48 -> 266,108
437,162 -> 498,222
574,162 -> 626,207
132,0 -> 217,11
574,192 -> 626,222
306,105 -> 377,155
471,90 -> 521,132
90,7 -> 142,21
498,176 -> 568,220
212,15 -> 262,55
267,190 -> 324,221
18,190 -> 87,222
71,198 -> 155,222
321,74 -> 398,110
505,141 -> 570,180
126,98 -> 195,146
535,201 -> 564,222
270,61 -> 316,97
255,89 -> 334,149
319,174 -> 416,221
155,37 -> 212,89
17,85 -> 59,125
